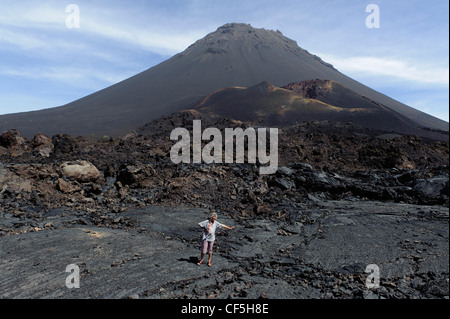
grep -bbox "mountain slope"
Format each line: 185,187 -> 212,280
0,23 -> 447,138
187,80 -> 445,139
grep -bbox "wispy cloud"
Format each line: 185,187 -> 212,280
0,27 -> 46,50
0,2 -> 205,55
2,66 -> 130,88
80,20 -> 202,55
0,3 -> 65,28
320,54 -> 449,86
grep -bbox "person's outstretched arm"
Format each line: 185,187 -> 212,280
222,225 -> 235,230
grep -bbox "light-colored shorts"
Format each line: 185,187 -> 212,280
200,239 -> 214,254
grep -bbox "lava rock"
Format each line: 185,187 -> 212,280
31,133 -> 54,158
60,160 -> 101,183
0,129 -> 27,148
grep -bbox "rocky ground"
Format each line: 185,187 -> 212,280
0,113 -> 448,299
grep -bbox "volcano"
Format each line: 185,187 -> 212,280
0,23 -> 447,138
178,79 -> 449,140
188,80 -> 440,137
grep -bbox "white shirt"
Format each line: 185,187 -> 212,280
198,219 -> 223,241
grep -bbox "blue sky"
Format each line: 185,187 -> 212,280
0,0 -> 448,121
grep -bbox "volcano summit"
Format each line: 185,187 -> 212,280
0,23 -> 448,139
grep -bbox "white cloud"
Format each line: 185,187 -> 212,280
0,27 -> 46,49
0,2 -> 67,25
2,66 -> 128,88
80,20 -> 201,55
0,2 -> 205,56
320,54 -> 449,85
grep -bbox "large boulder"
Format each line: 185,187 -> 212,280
0,163 -> 32,194
32,133 -> 54,158
413,175 -> 449,199
117,163 -> 155,187
60,160 -> 101,183
0,129 -> 27,148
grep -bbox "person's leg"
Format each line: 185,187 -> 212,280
208,253 -> 212,266
198,240 -> 207,265
207,241 -> 214,266
197,253 -> 204,265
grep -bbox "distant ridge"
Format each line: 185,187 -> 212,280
0,23 -> 447,138
186,79 -> 446,140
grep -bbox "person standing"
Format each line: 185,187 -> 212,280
197,212 -> 235,267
